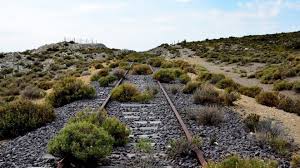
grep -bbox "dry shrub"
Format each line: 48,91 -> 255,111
21,85 -> 46,99
132,64 -> 152,75
255,91 -> 279,107
193,84 -> 220,104
189,106 -> 224,126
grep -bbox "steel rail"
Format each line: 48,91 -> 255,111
149,65 -> 207,168
99,64 -> 132,110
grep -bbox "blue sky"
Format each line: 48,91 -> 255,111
0,0 -> 300,52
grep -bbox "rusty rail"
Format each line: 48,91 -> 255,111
99,64 -> 132,110
149,66 -> 207,167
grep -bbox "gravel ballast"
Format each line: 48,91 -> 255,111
0,82 -> 112,168
103,75 -> 199,168
163,83 -> 291,167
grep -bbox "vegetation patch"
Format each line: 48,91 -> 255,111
0,99 -> 55,140
238,86 -> 262,98
189,106 -> 224,126
167,136 -> 202,159
48,109 -> 130,166
182,81 -> 201,94
255,91 -> 279,107
207,155 -> 278,168
132,64 -> 152,75
111,83 -> 154,102
193,84 -> 220,104
47,77 -> 95,107
21,85 -> 46,99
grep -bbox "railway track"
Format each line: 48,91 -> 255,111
0,63 -> 207,168
101,64 -> 207,167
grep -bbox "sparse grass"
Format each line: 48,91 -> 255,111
47,77 -> 96,107
189,106 -> 224,126
0,99 -> 55,140
207,155 -> 278,168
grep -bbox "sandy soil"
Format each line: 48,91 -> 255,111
235,95 -> 300,145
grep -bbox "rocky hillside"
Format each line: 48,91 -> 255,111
0,41 -> 132,103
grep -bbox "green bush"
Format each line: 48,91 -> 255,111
182,81 -> 201,94
193,84 -> 220,104
207,155 -> 278,168
238,86 -> 262,98
102,117 -> 130,146
99,75 -> 117,87
153,69 -> 176,83
47,78 -> 95,107
111,83 -> 139,102
68,109 -> 108,127
171,86 -> 180,94
148,57 -> 163,67
216,78 -> 239,90
255,92 -> 279,107
273,80 -> 293,91
48,121 -> 113,164
91,69 -> 109,81
132,64 -> 152,75
21,85 -> 46,99
0,99 -> 55,139
243,113 -> 260,132
131,91 -> 154,103
179,74 -> 191,84
293,81 -> 300,93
